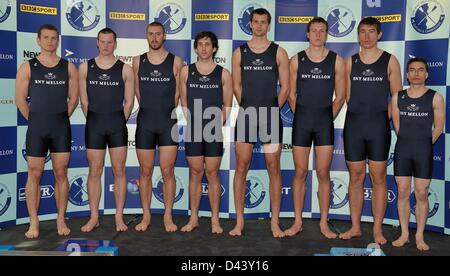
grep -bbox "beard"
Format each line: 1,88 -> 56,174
150,42 -> 163,50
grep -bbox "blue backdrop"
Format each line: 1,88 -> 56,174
0,0 -> 449,235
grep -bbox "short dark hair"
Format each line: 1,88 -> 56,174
37,24 -> 59,38
97,28 -> 117,41
250,8 -> 271,24
358,17 -> 381,33
407,57 -> 429,72
194,31 -> 219,58
307,17 -> 328,32
147,21 -> 165,34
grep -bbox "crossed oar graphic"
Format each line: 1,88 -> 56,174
162,8 -> 180,27
245,182 -> 260,202
244,9 -> 253,29
71,179 -> 88,200
73,5 -> 93,24
331,183 -> 344,202
329,10 -> 349,30
417,5 -> 438,26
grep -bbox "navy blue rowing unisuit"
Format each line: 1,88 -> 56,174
235,42 -> 282,145
292,50 -> 337,147
85,59 -> 127,149
394,89 -> 436,178
26,57 -> 71,157
344,51 -> 392,161
185,63 -> 223,157
136,52 -> 178,149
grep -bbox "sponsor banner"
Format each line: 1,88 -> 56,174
106,0 -> 149,39
0,0 -> 16,31
17,0 -> 60,33
17,170 -> 57,219
228,170 -> 271,216
198,170 -> 230,214
362,0 -> 407,41
405,0 -> 449,40
0,173 -> 16,223
61,35 -> 98,67
192,0 -> 233,39
151,0 -> 192,40
0,79 -> 17,126
0,30 -> 16,78
318,0 -> 361,42
0,126 -> 16,174
275,0 -> 317,42
61,0 -> 106,37
404,38 -> 448,86
281,169 -> 312,213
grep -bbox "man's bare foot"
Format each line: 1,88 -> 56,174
392,235 -> 410,247
164,215 -> 178,232
229,222 -> 244,237
271,222 -> 285,238
135,215 -> 151,232
211,220 -> 223,234
374,231 -> 387,245
115,215 -> 128,232
181,218 -> 198,232
320,222 -> 337,239
339,227 -> 362,240
57,219 -> 71,236
416,234 -> 430,251
81,218 -> 99,233
284,221 -> 303,237
25,221 -> 39,239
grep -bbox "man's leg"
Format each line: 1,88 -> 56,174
51,152 -> 71,236
285,146 -> 310,236
135,149 -> 154,232
25,157 -> 45,239
339,161 -> 365,240
205,156 -> 223,234
181,156 -> 204,232
229,142 -> 253,236
264,143 -> 284,238
159,145 -> 178,232
368,160 -> 388,245
414,178 -> 431,251
109,146 -> 128,232
81,149 -> 106,232
392,176 -> 412,247
315,145 -> 337,239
